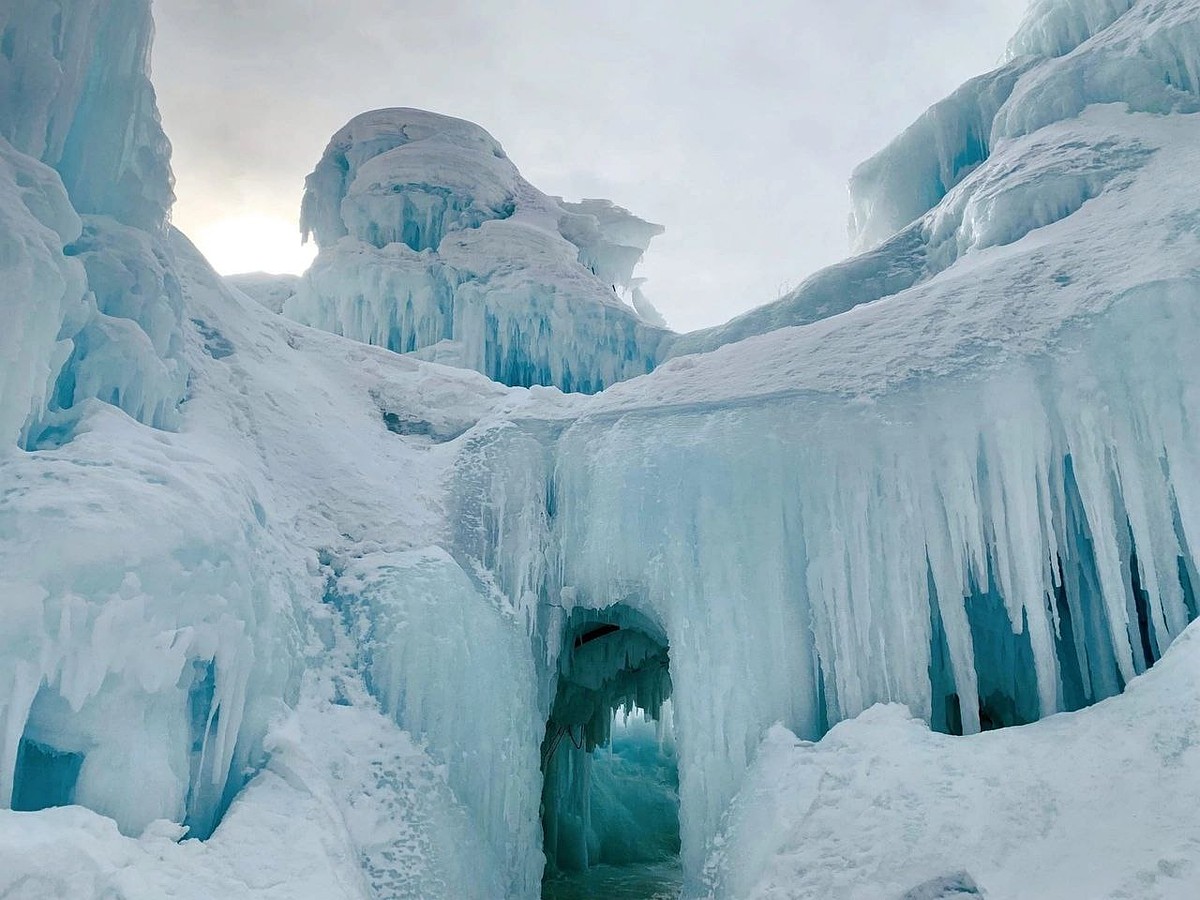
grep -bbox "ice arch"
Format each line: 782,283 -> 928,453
540,606 -> 679,877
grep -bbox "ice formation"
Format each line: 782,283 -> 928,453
0,0 -> 174,231
3,0 -> 1200,898
283,109 -> 670,393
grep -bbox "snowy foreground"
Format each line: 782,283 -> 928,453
3,0 -> 1200,897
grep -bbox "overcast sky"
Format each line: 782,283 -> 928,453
152,1 -> 1031,332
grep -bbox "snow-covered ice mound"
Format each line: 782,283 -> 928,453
707,619 -> 1200,899
283,108 -> 671,393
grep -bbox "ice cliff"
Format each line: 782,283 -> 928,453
283,109 -> 670,393
3,0 -> 1200,898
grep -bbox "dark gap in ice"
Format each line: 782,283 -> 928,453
927,562 -> 964,736
541,605 -> 681,898
965,567 -> 1039,730
814,653 -> 832,736
1179,555 -> 1198,622
1062,454 -> 1126,699
1051,555 -> 1089,713
1128,540 -> 1161,669
11,739 -> 84,812
181,657 -> 235,841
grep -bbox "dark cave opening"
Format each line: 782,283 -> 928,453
540,606 -> 681,899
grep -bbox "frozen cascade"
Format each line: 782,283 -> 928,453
284,109 -> 671,393
460,278 -> 1200,890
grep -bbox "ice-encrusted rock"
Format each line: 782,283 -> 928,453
285,109 -> 670,393
0,0 -> 185,444
44,216 -> 189,434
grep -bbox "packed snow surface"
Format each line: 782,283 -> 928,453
3,0 -> 1200,898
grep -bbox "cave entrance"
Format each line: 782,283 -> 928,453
540,607 -> 681,900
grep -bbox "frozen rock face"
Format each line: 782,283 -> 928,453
0,0 -> 174,232
286,109 -> 670,393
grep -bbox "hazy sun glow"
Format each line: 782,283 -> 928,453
192,214 -> 317,276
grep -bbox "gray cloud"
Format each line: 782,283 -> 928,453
152,0 -> 1030,331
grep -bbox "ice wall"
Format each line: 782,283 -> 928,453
0,0 -> 174,231
326,548 -> 543,898
285,109 -> 670,393
0,139 -> 86,449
